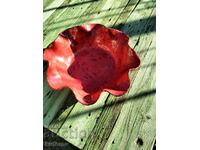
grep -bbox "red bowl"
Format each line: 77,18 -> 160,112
44,24 -> 140,105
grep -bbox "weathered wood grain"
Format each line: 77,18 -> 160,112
43,0 -> 156,149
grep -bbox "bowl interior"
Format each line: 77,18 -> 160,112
68,47 -> 116,92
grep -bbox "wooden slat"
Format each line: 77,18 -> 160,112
43,0 -> 156,149
57,92 -> 109,148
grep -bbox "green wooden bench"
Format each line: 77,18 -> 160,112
43,0 -> 156,149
